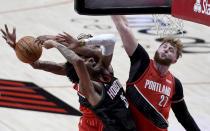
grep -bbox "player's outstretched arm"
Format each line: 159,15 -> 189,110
172,100 -> 200,131
111,15 -> 137,56
30,60 -> 66,75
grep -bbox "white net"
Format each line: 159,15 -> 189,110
152,14 -> 184,37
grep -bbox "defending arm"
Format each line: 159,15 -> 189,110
111,15 -> 138,56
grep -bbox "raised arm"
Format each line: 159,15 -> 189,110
57,33 -> 116,69
72,46 -> 102,62
111,15 -> 137,56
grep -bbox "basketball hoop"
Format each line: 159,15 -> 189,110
152,14 -> 184,37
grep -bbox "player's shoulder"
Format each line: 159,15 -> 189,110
174,77 -> 182,87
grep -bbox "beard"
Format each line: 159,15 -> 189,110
154,51 -> 172,66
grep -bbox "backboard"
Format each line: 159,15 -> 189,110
75,0 -> 172,15
74,0 -> 210,27
172,0 -> 210,27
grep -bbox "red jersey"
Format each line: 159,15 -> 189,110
127,60 -> 175,131
73,83 -> 103,131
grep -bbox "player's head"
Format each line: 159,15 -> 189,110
84,57 -> 105,80
154,37 -> 183,66
65,62 -> 79,83
65,33 -> 100,83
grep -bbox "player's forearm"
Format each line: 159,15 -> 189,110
55,43 -> 83,66
30,61 -> 66,75
111,15 -> 137,56
72,46 -> 101,60
172,100 -> 200,131
111,15 -> 129,33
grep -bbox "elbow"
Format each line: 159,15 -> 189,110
74,58 -> 85,67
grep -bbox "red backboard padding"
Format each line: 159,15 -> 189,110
171,0 -> 210,26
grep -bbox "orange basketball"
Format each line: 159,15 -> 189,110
15,36 -> 42,64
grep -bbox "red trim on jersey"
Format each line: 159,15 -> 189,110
73,83 -> 86,97
73,83 -> 79,90
171,97 -> 184,103
100,74 -> 111,83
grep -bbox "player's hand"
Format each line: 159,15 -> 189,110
0,24 -> 16,49
43,40 -> 58,49
56,32 -> 80,49
30,60 -> 40,69
35,35 -> 56,44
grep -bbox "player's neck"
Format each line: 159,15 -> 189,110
153,60 -> 170,75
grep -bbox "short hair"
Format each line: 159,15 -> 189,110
162,37 -> 183,59
65,62 -> 79,83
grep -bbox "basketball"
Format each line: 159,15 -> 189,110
15,36 -> 42,64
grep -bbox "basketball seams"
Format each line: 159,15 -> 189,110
15,36 -> 42,63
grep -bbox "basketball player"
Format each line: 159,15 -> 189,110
111,15 -> 200,131
0,25 -> 104,131
1,25 -> 135,131
42,32 -> 136,131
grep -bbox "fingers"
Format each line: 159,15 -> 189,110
2,35 -> 7,40
34,40 -> 42,45
57,33 -> 66,38
34,39 -> 43,44
55,36 -> 65,42
56,34 -> 69,42
7,40 -> 15,49
12,27 -> 16,36
5,24 -> 9,34
0,29 -> 6,36
63,32 -> 74,40
63,32 -> 72,37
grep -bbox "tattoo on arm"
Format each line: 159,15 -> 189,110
34,61 -> 66,75
56,44 -> 81,65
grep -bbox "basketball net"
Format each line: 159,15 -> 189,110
152,14 -> 184,38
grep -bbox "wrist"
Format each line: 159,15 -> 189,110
80,39 -> 85,47
54,43 -> 61,48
